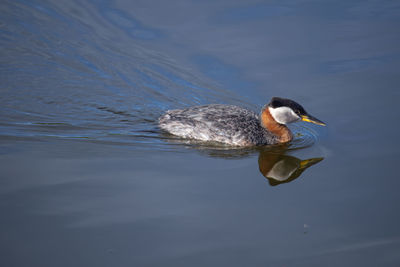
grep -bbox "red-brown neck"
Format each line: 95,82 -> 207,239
261,107 -> 292,143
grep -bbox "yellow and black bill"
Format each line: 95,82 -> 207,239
301,114 -> 326,126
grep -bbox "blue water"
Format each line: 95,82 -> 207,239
1,0 -> 400,266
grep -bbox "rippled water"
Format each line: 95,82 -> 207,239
1,1 -> 241,145
1,0 -> 400,266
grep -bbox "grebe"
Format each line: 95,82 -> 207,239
159,97 -> 325,146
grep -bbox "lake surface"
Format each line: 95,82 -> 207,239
1,0 -> 400,266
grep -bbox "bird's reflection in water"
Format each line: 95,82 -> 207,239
258,147 -> 323,186
167,139 -> 324,186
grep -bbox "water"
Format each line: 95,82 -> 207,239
1,0 -> 400,266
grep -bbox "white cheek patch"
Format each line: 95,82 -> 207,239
268,107 -> 300,124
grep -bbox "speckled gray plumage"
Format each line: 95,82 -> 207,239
158,104 -> 279,146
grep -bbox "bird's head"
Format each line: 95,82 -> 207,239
267,97 -> 326,126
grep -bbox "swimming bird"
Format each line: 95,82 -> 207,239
159,97 -> 325,146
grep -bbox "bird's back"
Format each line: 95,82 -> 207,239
159,104 -> 277,145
